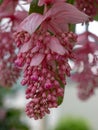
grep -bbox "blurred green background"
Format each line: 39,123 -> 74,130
53,116 -> 91,130
0,86 -> 30,130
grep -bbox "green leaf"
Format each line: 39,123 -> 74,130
55,117 -> 91,130
69,24 -> 75,32
94,15 -> 98,21
57,96 -> 63,105
29,0 -> 44,14
0,0 -> 3,5
66,0 -> 75,4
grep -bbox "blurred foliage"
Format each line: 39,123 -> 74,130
0,0 -> 3,5
0,108 -> 29,130
29,0 -> 44,14
67,0 -> 74,4
0,86 -> 19,105
53,116 -> 91,130
69,24 -> 75,32
0,86 -> 30,130
94,15 -> 98,21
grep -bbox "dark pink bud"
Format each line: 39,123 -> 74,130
21,79 -> 27,85
31,74 -> 38,81
45,82 -> 52,89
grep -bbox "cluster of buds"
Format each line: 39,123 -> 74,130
16,31 -> 77,119
76,0 -> 98,20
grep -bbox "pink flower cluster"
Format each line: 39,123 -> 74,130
0,32 -> 20,87
14,1 -> 88,119
76,0 -> 98,20
72,31 -> 98,100
0,0 -> 28,87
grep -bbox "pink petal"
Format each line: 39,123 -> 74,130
46,2 -> 89,24
30,53 -> 45,66
48,37 -> 66,55
14,11 -> 28,23
38,0 -> 44,6
77,32 -> 88,44
20,40 -> 32,53
47,21 -> 65,34
18,13 -> 44,34
31,46 -> 39,53
27,0 -> 32,3
89,32 -> 98,43
55,22 -> 69,32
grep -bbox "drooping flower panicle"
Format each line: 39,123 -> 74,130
0,32 -> 20,87
14,1 -> 88,119
72,31 -> 98,100
0,0 -> 28,87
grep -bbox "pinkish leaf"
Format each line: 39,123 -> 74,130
18,13 -> 44,34
20,40 -> 32,53
30,53 -> 45,66
48,37 -> 66,55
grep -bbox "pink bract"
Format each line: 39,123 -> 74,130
17,2 -> 89,35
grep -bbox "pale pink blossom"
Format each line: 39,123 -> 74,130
0,32 -> 20,87
72,31 -> 98,100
